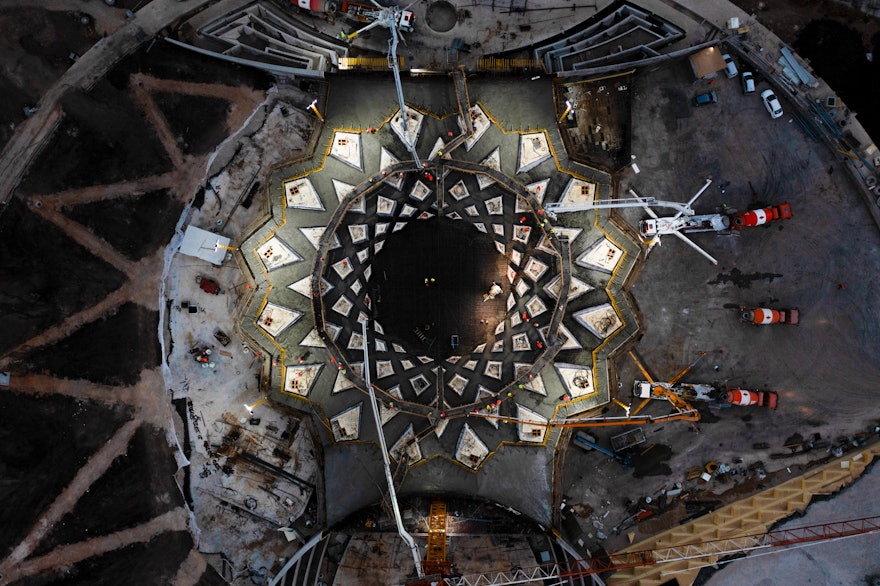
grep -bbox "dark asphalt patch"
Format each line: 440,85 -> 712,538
708,267 -> 783,289
631,443 -> 673,479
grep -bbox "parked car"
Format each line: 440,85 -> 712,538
723,53 -> 738,78
761,89 -> 783,119
694,91 -> 718,106
741,71 -> 755,94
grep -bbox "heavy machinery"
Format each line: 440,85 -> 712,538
339,0 -> 421,166
740,306 -> 799,325
633,380 -> 779,409
469,352 -> 704,432
639,201 -> 793,238
628,351 -> 704,419
573,431 -> 633,467
543,181 -> 793,266
465,351 -> 707,432
726,388 -> 778,409
731,202 -> 792,229
196,275 -> 222,295
630,179 -> 721,264
341,1 -> 414,33
290,0 -> 337,14
629,180 -> 793,265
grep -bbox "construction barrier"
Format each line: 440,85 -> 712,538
339,56 -> 403,70
476,57 -> 545,74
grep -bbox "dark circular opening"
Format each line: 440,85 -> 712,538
371,217 -> 507,359
425,1 -> 457,33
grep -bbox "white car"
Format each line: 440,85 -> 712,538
741,71 -> 755,94
761,89 -> 783,119
723,53 -> 738,78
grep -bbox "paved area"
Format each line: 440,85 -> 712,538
561,32 -> 880,575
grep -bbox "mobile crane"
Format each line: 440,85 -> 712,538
338,0 -> 421,166
630,182 -> 792,265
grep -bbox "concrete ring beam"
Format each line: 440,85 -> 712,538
311,160 -> 570,422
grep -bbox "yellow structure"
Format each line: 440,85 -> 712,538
425,499 -> 449,575
608,441 -> 880,585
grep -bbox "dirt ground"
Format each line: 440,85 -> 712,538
18,531 -> 194,586
0,197 -> 127,354
0,7 -> 107,151
20,82 -> 173,195
153,93 -> 233,156
0,393 -> 132,558
31,424 -> 185,558
730,0 -> 880,138
0,25 -> 271,586
17,302 -> 161,386
65,188 -> 185,261
731,0 -> 879,46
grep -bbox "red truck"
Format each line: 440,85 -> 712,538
725,387 -> 779,409
731,202 -> 792,229
740,307 -> 799,325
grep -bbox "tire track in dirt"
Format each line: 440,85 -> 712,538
135,74 -> 266,133
0,2 -> 266,584
0,282 -> 135,369
0,246 -> 165,368
4,372 -> 142,411
5,368 -> 173,429
30,201 -> 136,274
0,366 -> 184,583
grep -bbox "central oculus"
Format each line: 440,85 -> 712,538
372,217 -> 508,359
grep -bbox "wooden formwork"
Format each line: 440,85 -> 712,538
607,441 -> 880,585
